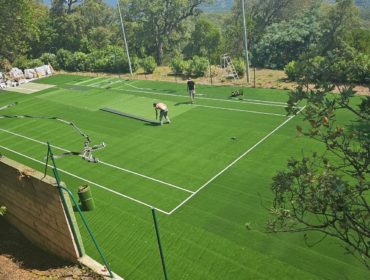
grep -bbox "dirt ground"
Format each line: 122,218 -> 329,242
0,218 -> 103,280
60,66 -> 369,95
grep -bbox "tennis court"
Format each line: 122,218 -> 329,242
0,74 -> 367,280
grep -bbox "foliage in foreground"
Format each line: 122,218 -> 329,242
0,206 -> 6,216
269,49 -> 370,269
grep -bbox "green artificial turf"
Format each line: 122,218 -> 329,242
1,74 -> 368,280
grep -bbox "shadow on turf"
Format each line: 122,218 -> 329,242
144,122 -> 161,126
174,101 -> 192,106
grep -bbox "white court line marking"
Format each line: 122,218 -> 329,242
0,128 -> 194,194
124,81 -> 288,105
89,78 -> 116,87
100,86 -> 292,108
73,77 -> 101,85
194,104 -> 287,117
0,144 -> 170,215
168,106 -> 306,215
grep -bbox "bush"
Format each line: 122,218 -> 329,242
26,59 -> 44,69
188,56 -> 208,77
141,56 -> 156,74
233,58 -> 245,77
86,46 -> 139,74
170,57 -> 187,75
0,206 -> 6,216
56,49 -> 73,70
65,52 -> 88,72
284,61 -> 298,81
0,57 -> 12,72
12,56 -> 30,70
39,53 -> 59,69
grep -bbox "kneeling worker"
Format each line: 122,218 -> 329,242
153,102 -> 170,125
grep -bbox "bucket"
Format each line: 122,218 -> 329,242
78,185 -> 95,211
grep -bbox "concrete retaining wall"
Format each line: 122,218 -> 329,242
0,156 -> 82,261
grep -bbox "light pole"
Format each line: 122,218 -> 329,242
117,0 -> 133,76
241,0 -> 250,84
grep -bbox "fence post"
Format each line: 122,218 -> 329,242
152,208 -> 168,280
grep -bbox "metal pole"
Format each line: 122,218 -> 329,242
46,143 -> 114,278
241,0 -> 250,84
117,0 -> 133,76
151,208 -> 168,280
208,50 -> 213,85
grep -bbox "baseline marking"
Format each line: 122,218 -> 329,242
86,82 -> 294,108
74,77 -> 101,85
168,106 -> 306,215
0,144 -> 170,215
124,81 -> 287,105
0,128 -> 193,194
194,104 -> 287,117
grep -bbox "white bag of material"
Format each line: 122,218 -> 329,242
34,65 -> 47,77
9,67 -> 24,80
0,72 -> 4,83
45,64 -> 53,75
24,69 -> 36,79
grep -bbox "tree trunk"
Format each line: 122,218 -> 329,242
156,41 -> 164,66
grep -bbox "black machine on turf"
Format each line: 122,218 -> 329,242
230,89 -> 244,98
0,102 -> 106,163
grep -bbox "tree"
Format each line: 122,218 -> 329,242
319,0 -> 360,54
0,0 -> 39,62
185,18 -> 222,63
222,0 -> 315,59
51,0 -> 80,15
268,49 -> 370,269
254,3 -> 322,69
120,0 -> 211,65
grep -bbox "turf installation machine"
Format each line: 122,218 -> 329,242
0,102 -> 106,163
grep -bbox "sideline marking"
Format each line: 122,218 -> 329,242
0,144 -> 170,215
168,106 -> 306,215
74,77 -> 101,85
194,104 -> 287,117
85,81 -> 294,108
117,87 -> 290,108
124,81 -> 288,105
0,128 -> 194,194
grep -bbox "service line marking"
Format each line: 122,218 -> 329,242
0,144 -> 170,215
123,81 -> 287,105
0,128 -> 194,194
87,82 -> 295,108
168,106 -> 306,215
194,104 -> 287,117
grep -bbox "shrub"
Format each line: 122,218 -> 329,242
188,56 -> 208,77
170,57 -> 187,75
66,52 -> 88,72
0,206 -> 6,216
233,58 -> 245,77
141,56 -> 157,74
12,56 -> 30,70
26,59 -> 44,69
39,53 -> 59,69
0,57 -> 12,72
56,49 -> 73,70
284,61 -> 298,81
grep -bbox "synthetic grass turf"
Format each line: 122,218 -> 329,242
1,74 -> 368,279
